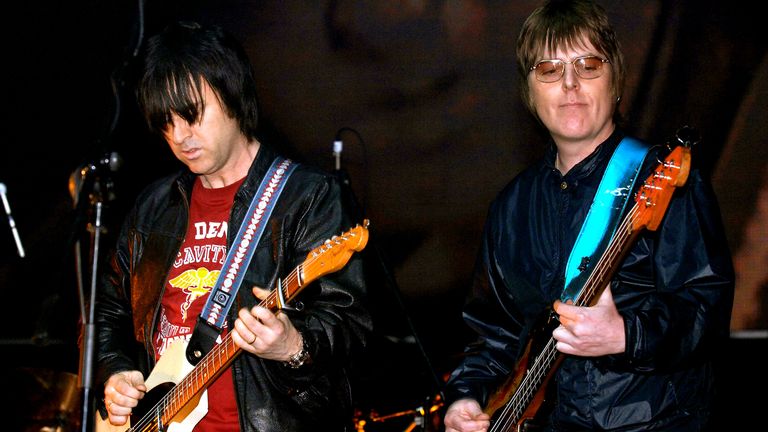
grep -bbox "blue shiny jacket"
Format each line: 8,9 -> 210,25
444,129 -> 734,431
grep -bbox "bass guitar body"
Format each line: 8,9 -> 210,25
485,309 -> 561,432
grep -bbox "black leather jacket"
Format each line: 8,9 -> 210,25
95,144 -> 372,431
444,130 -> 734,431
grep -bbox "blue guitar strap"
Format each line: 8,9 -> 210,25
561,137 -> 651,302
186,157 -> 297,364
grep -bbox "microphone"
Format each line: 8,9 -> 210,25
0,182 -> 25,258
333,139 -> 343,172
69,151 -> 122,205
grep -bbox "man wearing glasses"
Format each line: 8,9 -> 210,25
442,1 -> 734,431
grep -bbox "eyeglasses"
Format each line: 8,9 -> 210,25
530,55 -> 610,83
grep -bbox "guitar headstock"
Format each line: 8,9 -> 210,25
632,145 -> 691,232
301,219 -> 370,284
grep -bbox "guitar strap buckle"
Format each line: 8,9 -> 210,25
186,318 -> 220,365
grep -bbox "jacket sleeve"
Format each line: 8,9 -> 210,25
610,167 -> 735,372
256,172 -> 372,398
93,176 -> 178,389
443,200 -> 538,408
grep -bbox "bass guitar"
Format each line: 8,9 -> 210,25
484,138 -> 693,432
96,220 -> 370,432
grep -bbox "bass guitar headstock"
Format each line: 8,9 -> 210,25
632,127 -> 697,232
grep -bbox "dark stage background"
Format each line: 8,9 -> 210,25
0,1 -> 765,431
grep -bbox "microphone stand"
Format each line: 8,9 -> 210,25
72,173 -> 110,432
70,2 -> 139,427
333,131 -> 444,432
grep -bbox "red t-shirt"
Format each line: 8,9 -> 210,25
154,177 -> 244,432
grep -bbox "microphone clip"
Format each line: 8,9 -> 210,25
69,151 -> 122,206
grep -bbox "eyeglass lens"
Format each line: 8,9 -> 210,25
533,56 -> 606,82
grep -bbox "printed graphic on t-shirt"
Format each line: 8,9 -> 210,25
156,222 -> 230,359
168,267 -> 221,322
155,312 -> 191,356
174,243 -> 228,268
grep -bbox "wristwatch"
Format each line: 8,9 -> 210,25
285,333 -> 311,369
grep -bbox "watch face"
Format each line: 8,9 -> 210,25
286,337 -> 311,369
287,348 -> 309,368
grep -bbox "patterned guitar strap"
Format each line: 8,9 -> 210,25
561,137 -> 652,302
186,157 -> 297,365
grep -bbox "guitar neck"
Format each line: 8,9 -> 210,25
573,202 -> 642,307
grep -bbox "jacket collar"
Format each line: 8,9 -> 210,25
237,143 -> 278,202
171,142 -> 280,203
543,128 -> 626,180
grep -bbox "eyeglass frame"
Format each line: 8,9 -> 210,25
529,55 -> 611,83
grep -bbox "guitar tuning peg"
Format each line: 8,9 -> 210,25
674,125 -> 701,148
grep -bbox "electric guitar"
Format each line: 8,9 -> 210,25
484,139 -> 693,432
96,220 -> 370,432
